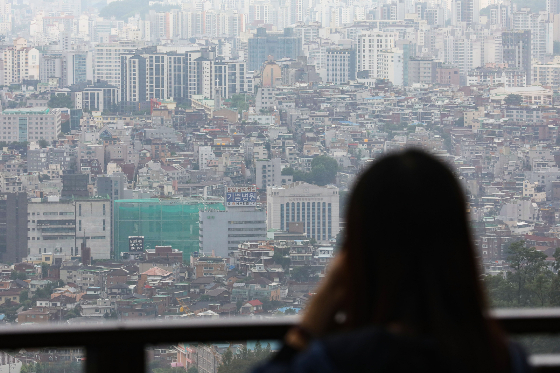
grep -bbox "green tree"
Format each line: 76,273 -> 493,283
504,94 -> 523,106
272,251 -> 290,270
10,271 -> 27,280
281,167 -> 294,176
0,299 -> 20,322
38,139 -> 49,148
310,155 -> 338,186
506,241 -> 548,306
218,344 -> 271,373
48,93 -> 73,109
291,265 -> 315,283
230,94 -> 250,113
187,367 -> 199,373
289,156 -> 339,186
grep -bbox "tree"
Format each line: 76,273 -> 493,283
291,265 -> 316,283
310,155 -> 338,186
334,231 -> 344,252
230,94 -> 250,113
272,251 -> 290,270
289,156 -> 339,186
217,344 -> 271,373
0,299 -> 20,322
504,94 -> 523,106
281,167 -> 294,176
506,241 -> 548,306
65,307 -> 81,320
187,367 -> 199,373
10,271 -> 27,280
48,93 -> 73,109
38,139 -> 49,148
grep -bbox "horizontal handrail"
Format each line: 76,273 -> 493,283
0,317 -> 297,349
0,309 -> 559,372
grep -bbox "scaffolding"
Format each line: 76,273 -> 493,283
113,198 -> 225,261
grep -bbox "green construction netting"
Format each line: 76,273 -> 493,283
114,199 -> 225,261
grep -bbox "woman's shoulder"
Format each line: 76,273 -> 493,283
254,328 -> 532,373
508,341 -> 532,373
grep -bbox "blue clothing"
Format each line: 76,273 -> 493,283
254,327 -> 532,373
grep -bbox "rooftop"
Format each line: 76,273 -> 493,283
2,107 -> 52,114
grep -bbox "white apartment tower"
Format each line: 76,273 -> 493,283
2,38 -> 40,84
357,31 -> 397,78
93,41 -> 140,87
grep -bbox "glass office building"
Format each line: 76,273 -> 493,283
113,198 -> 224,261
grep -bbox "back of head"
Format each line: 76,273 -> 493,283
342,149 -> 508,372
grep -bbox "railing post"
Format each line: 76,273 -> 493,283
86,343 -> 145,373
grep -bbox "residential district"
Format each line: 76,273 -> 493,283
1,0 -> 560,370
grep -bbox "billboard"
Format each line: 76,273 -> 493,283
226,186 -> 257,207
128,236 -> 144,252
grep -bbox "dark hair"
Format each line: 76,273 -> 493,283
343,149 -> 509,372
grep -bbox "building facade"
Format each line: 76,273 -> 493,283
0,107 -> 62,143
27,198 -> 111,260
0,192 -> 27,263
267,182 -> 340,243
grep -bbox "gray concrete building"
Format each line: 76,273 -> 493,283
0,192 -> 27,263
256,158 -> 292,190
27,147 -> 74,172
27,198 -> 111,260
199,207 -> 267,258
267,182 -> 340,243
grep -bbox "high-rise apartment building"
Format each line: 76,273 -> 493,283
0,107 -> 61,143
502,30 -> 532,85
512,10 -> 553,63
357,31 -> 396,77
121,48 -> 249,103
2,38 -> 40,85
256,158 -> 293,190
63,51 -> 89,86
326,48 -> 356,84
451,0 -> 479,24
248,28 -> 303,72
93,41 -> 141,87
267,182 -> 340,243
408,58 -> 441,85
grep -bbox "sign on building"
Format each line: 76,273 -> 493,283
128,236 -> 144,252
226,186 -> 257,206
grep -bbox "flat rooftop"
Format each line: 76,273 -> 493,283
2,107 -> 51,115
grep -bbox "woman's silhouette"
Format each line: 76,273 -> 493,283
255,149 -> 530,373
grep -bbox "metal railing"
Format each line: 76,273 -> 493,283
1,309 -> 560,373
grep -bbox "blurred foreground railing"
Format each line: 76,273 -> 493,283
1,309 -> 560,372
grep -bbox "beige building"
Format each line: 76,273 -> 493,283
533,56 -> 560,90
2,38 -> 39,85
0,107 -> 61,143
267,182 -> 340,243
464,107 -> 485,130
